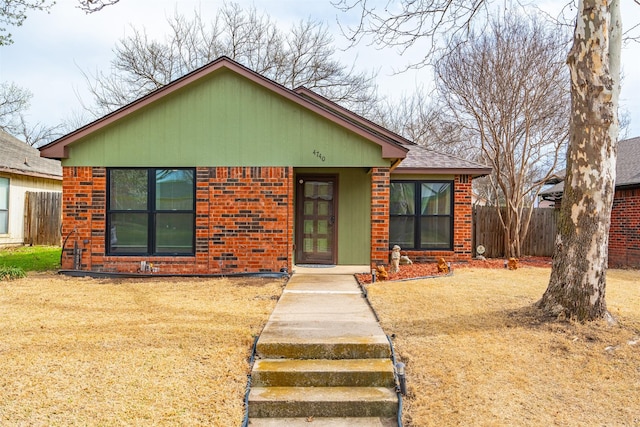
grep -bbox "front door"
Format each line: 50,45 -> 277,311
295,175 -> 337,265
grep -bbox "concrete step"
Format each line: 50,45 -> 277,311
248,386 -> 398,418
248,416 -> 397,426
252,358 -> 395,387
256,336 -> 390,359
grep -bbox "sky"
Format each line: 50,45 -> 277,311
2,0 -> 640,140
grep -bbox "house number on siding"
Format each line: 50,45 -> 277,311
313,150 -> 326,162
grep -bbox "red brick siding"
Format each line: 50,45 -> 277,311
395,175 -> 474,264
609,187 -> 640,268
371,167 -> 390,267
61,166 -> 293,274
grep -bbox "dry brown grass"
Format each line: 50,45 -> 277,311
0,273 -> 284,426
367,267 -> 640,427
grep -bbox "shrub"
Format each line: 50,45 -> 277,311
0,266 -> 26,280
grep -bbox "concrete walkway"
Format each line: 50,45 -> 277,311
248,268 -> 398,426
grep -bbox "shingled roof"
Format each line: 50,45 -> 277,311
616,136 -> 640,187
0,130 -> 62,180
395,144 -> 491,177
540,136 -> 640,201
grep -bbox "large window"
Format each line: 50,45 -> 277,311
0,177 -> 8,234
390,181 -> 453,250
107,168 -> 195,255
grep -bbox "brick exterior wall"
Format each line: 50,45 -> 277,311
609,187 -> 640,268
62,167 -> 475,274
61,166 -> 293,274
396,175 -> 474,264
370,167 -> 390,267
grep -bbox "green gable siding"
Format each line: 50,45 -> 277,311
295,168 -> 371,265
64,70 -> 388,168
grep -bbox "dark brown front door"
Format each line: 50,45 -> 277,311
295,175 -> 337,265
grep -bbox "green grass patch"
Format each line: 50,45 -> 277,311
0,246 -> 61,272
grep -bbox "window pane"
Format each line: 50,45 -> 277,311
155,169 -> 194,210
421,183 -> 451,215
110,170 -> 148,210
0,177 -> 8,210
420,216 -> 451,249
109,213 -> 148,253
0,211 -> 7,234
390,183 -> 415,215
390,216 -> 415,248
155,213 -> 194,254
0,177 -> 8,234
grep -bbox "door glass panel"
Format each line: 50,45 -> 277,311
304,220 -> 314,234
317,220 -> 328,235
304,238 -> 314,253
317,238 -> 328,252
304,201 -> 314,215
318,201 -> 329,216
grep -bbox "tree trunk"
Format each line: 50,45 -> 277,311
538,0 -> 620,321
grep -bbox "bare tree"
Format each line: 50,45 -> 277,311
334,0 -> 489,68
0,81 -> 30,129
0,0 -> 54,45
83,3 -> 379,118
0,82 -> 64,146
334,0 -> 625,320
368,85 -> 479,158
1,0 -> 119,46
77,0 -> 120,13
435,13 -> 568,257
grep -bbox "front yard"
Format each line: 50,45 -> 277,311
0,273 -> 284,426
1,262 -> 638,426
367,267 -> 640,426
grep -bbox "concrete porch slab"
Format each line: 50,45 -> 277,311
292,265 -> 371,275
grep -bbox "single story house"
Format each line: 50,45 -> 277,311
40,56 -> 490,274
1,130 -> 62,246
540,136 -> 640,268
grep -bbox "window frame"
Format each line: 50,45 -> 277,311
0,177 -> 9,235
389,180 -> 454,251
106,168 -> 196,256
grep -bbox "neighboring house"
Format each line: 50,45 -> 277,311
40,56 -> 490,274
540,136 -> 640,267
0,130 -> 62,246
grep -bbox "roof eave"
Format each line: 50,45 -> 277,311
0,166 -> 62,181
393,167 -> 492,178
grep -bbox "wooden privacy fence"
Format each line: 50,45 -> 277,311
24,191 -> 62,246
472,206 -> 558,258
